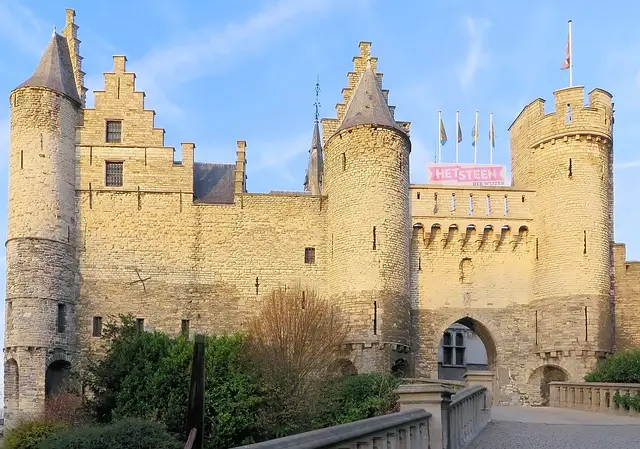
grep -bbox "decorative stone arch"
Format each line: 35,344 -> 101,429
329,358 -> 358,377
436,313 -> 500,372
4,358 -> 20,417
527,364 -> 570,406
391,358 -> 409,378
45,354 -> 73,397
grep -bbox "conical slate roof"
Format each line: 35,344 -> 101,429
311,119 -> 322,149
17,33 -> 80,104
337,65 -> 402,133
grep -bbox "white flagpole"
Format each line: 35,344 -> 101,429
474,110 -> 479,164
489,112 -> 494,164
568,20 -> 573,87
455,110 -> 460,164
438,110 -> 442,163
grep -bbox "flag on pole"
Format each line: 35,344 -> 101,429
440,118 -> 448,146
490,117 -> 495,149
457,120 -> 463,143
471,123 -> 478,147
561,29 -> 570,70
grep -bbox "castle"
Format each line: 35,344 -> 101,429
4,8 -> 640,427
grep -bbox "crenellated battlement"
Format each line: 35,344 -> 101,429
510,86 -> 613,150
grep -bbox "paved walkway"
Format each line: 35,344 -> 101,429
468,406 -> 640,449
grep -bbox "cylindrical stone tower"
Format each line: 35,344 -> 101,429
4,31 -> 81,427
324,44 -> 412,373
510,86 -> 614,378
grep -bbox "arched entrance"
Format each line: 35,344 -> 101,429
4,359 -> 19,420
528,364 -> 569,406
391,358 -> 409,378
45,360 -> 72,396
437,317 -> 497,382
329,358 -> 358,377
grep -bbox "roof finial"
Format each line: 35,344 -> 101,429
314,74 -> 321,122
52,26 -> 57,36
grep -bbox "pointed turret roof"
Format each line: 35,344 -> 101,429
16,33 -> 80,104
311,119 -> 322,150
337,64 -> 402,133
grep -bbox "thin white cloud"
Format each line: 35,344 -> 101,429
100,0 -> 340,119
615,160 -> 640,170
459,16 -> 491,89
251,131 -> 312,183
0,1 -> 50,56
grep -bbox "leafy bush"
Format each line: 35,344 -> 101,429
38,418 -> 181,449
85,315 -> 266,448
313,373 -> 401,427
4,419 -> 67,449
613,392 -> 640,412
584,350 -> 640,383
44,392 -> 89,427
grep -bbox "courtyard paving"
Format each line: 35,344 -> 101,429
468,406 -> 640,449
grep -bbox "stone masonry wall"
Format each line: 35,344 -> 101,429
613,243 -> 640,351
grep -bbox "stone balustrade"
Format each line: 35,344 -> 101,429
549,381 -> 640,415
233,409 -> 431,449
447,385 -> 490,449
232,378 -> 492,449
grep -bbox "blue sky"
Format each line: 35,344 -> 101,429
1,0 -> 640,395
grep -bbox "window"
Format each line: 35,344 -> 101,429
106,120 -> 122,143
442,330 -> 466,367
92,316 -> 102,337
181,319 -> 190,336
304,247 -> 316,264
105,161 -> 123,187
57,304 -> 66,333
136,318 -> 145,333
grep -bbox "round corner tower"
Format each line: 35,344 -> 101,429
4,28 -> 83,427
510,86 -> 614,379
323,42 -> 412,374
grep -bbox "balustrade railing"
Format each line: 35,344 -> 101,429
549,381 -> 640,415
447,385 -> 490,449
234,409 -> 431,449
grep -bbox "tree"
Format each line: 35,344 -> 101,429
246,285 -> 349,435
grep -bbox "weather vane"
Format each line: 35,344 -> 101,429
314,74 -> 321,121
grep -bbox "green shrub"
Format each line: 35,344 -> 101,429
4,419 -> 67,449
37,418 -> 181,449
584,350 -> 640,383
613,392 -> 640,412
313,373 -> 401,427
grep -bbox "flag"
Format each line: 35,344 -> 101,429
440,118 -> 448,146
561,30 -> 570,70
471,123 -> 478,147
490,119 -> 495,149
457,120 -> 463,143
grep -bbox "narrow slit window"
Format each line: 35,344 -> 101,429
304,247 -> 316,264
434,192 -> 439,213
417,192 -> 421,200
504,195 -> 509,216
181,319 -> 190,336
105,161 -> 123,187
20,150 -> 23,169
468,194 -> 473,215
569,158 -> 573,178
92,316 -> 102,337
536,238 -> 539,260
341,153 -> 346,171
106,120 -> 122,143
566,104 -> 572,123
486,195 -> 491,216
136,318 -> 145,333
57,304 -> 66,333
372,226 -> 377,250
583,230 -> 587,254
451,193 -> 456,212
373,301 -> 377,335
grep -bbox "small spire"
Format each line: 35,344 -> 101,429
314,74 -> 321,122
52,26 -> 57,36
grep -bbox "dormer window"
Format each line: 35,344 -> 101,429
106,120 -> 122,143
